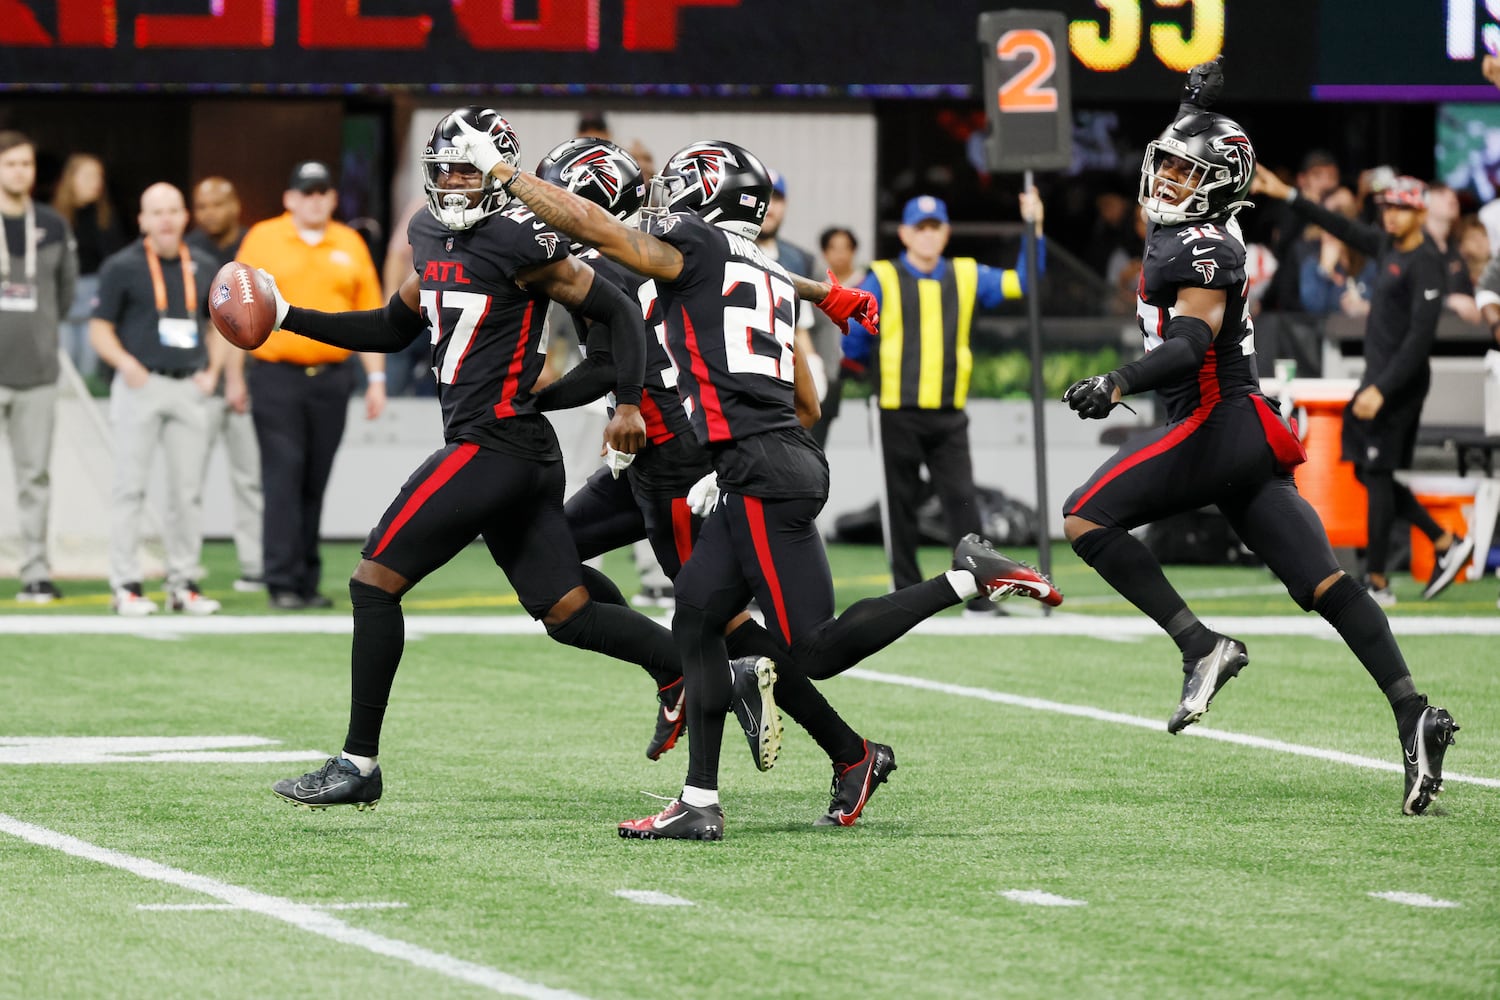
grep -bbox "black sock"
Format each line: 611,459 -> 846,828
546,600 -> 681,689
1072,527 -> 1215,659
580,564 -> 628,608
794,576 -> 961,681
675,602 -> 730,791
726,619 -> 863,766
1314,574 -> 1422,721
343,579 -> 405,758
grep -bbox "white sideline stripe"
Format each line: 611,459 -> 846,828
138,901 -> 409,912
1000,889 -> 1087,907
613,890 -> 694,907
4,613 -> 1500,637
844,669 -> 1500,791
0,814 -> 586,1000
1368,891 -> 1460,909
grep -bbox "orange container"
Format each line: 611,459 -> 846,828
1409,491 -> 1472,584
1290,394 -> 1366,548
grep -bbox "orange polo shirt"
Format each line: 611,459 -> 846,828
237,213 -> 383,365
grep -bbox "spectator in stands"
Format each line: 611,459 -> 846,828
89,182 -> 223,616
52,153 -> 124,382
237,161 -> 386,610
1459,217 -> 1491,288
0,130 -> 77,604
577,111 -> 611,140
1298,188 -> 1374,316
1425,184 -> 1480,323
1258,150 -> 1341,313
1104,205 -> 1150,315
186,177 -> 263,592
807,226 -> 863,447
378,195 -> 434,397
843,191 -> 1044,615
1253,168 -> 1473,604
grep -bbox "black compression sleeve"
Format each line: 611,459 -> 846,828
1111,314 -> 1214,395
282,292 -> 426,354
1287,194 -> 1385,259
575,275 -> 644,407
533,318 -> 617,411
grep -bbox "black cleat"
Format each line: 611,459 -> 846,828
618,798 -> 725,841
953,533 -> 1063,607
647,678 -> 685,761
1422,536 -> 1475,601
1400,702 -> 1459,816
729,655 -> 782,772
814,741 -> 897,827
1167,635 -> 1248,734
272,756 -> 382,810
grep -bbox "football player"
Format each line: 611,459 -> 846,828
530,136 -> 911,821
258,108 -> 711,810
451,126 -> 1061,839
1058,60 -> 1458,814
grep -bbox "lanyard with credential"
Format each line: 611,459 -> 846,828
143,237 -> 194,317
0,201 -> 37,283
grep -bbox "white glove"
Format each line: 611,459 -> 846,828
686,472 -> 720,517
602,443 -> 635,480
450,116 -> 504,177
256,268 -> 289,331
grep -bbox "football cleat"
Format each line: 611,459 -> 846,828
1400,702 -> 1459,816
272,756 -> 382,810
618,798 -> 725,841
1167,635 -> 1248,734
1422,536 -> 1474,601
814,741 -> 897,827
647,678 -> 685,761
729,655 -> 782,772
953,533 -> 1063,607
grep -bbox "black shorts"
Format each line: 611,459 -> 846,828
565,465 -> 699,579
1340,396 -> 1422,472
363,442 -> 580,618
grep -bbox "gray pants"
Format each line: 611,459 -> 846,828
108,373 -> 210,590
0,382 -> 57,583
61,275 -> 100,379
202,396 -> 263,579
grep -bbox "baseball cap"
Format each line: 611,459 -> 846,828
902,195 -> 949,227
288,160 -> 334,193
769,168 -> 787,198
1374,175 -> 1427,210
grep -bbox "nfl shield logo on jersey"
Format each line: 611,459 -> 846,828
445,236 -> 454,252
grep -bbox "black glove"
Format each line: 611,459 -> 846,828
1181,56 -> 1224,110
1062,374 -> 1120,420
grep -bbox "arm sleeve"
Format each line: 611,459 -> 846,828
1287,195 -> 1385,259
574,270 -> 644,407
1110,314 -> 1215,395
1370,253 -> 1444,398
281,291 -> 427,354
533,319 -> 617,411
840,270 -> 883,364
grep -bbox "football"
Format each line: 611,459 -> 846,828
209,260 -> 278,350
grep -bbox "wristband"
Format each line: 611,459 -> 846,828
367,371 -> 387,384
502,170 -> 521,196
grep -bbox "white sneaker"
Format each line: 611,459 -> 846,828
1366,583 -> 1396,608
112,585 -> 159,617
168,583 -> 221,615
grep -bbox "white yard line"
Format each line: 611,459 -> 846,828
137,901 -> 409,912
0,814 -> 587,1000
1000,890 -> 1087,907
843,669 -> 1500,791
1368,891 -> 1460,908
612,890 -> 694,907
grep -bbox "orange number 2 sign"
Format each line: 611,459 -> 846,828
996,28 -> 1059,112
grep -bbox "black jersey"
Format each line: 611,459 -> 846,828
574,248 -> 693,444
1136,217 -> 1259,423
408,203 -> 570,460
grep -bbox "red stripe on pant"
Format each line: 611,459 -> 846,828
1068,407 -> 1213,514
670,497 -> 694,566
742,496 -> 792,646
371,443 -> 479,559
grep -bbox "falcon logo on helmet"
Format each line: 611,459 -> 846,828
561,147 -> 624,201
643,139 -> 772,240
535,137 -> 646,234
673,144 -> 738,202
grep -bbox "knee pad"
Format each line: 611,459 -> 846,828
349,578 -> 400,610
1070,525 -> 1126,566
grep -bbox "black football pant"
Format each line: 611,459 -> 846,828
880,408 -> 982,589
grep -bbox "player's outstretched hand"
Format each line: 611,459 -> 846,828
1181,56 -> 1224,110
1062,374 -> 1120,420
818,270 -> 880,333
687,472 -> 720,517
255,268 -> 290,331
451,116 -> 505,177
604,404 -> 647,455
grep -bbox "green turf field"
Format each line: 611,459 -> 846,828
2,543 -> 1497,998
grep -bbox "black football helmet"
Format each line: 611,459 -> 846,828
1139,111 -> 1256,226
422,106 -> 521,231
642,140 -> 772,239
535,137 -> 646,249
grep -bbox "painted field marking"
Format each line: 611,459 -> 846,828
0,736 -> 326,766
0,814 -> 587,1000
1368,891 -> 1460,909
613,890 -> 694,907
844,669 -> 1500,791
138,901 -> 409,912
1000,890 -> 1087,907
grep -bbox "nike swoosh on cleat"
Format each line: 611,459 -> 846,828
652,810 -> 688,830
662,703 -> 682,723
997,576 -> 1052,599
298,779 -> 348,798
738,703 -> 759,736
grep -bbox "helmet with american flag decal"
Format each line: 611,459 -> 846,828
536,137 -> 646,225
641,139 -> 772,239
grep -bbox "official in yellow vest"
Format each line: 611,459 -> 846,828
843,193 -> 1044,612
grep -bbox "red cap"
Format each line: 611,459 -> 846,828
1374,176 -> 1427,210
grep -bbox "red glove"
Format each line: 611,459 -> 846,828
817,269 -> 880,334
